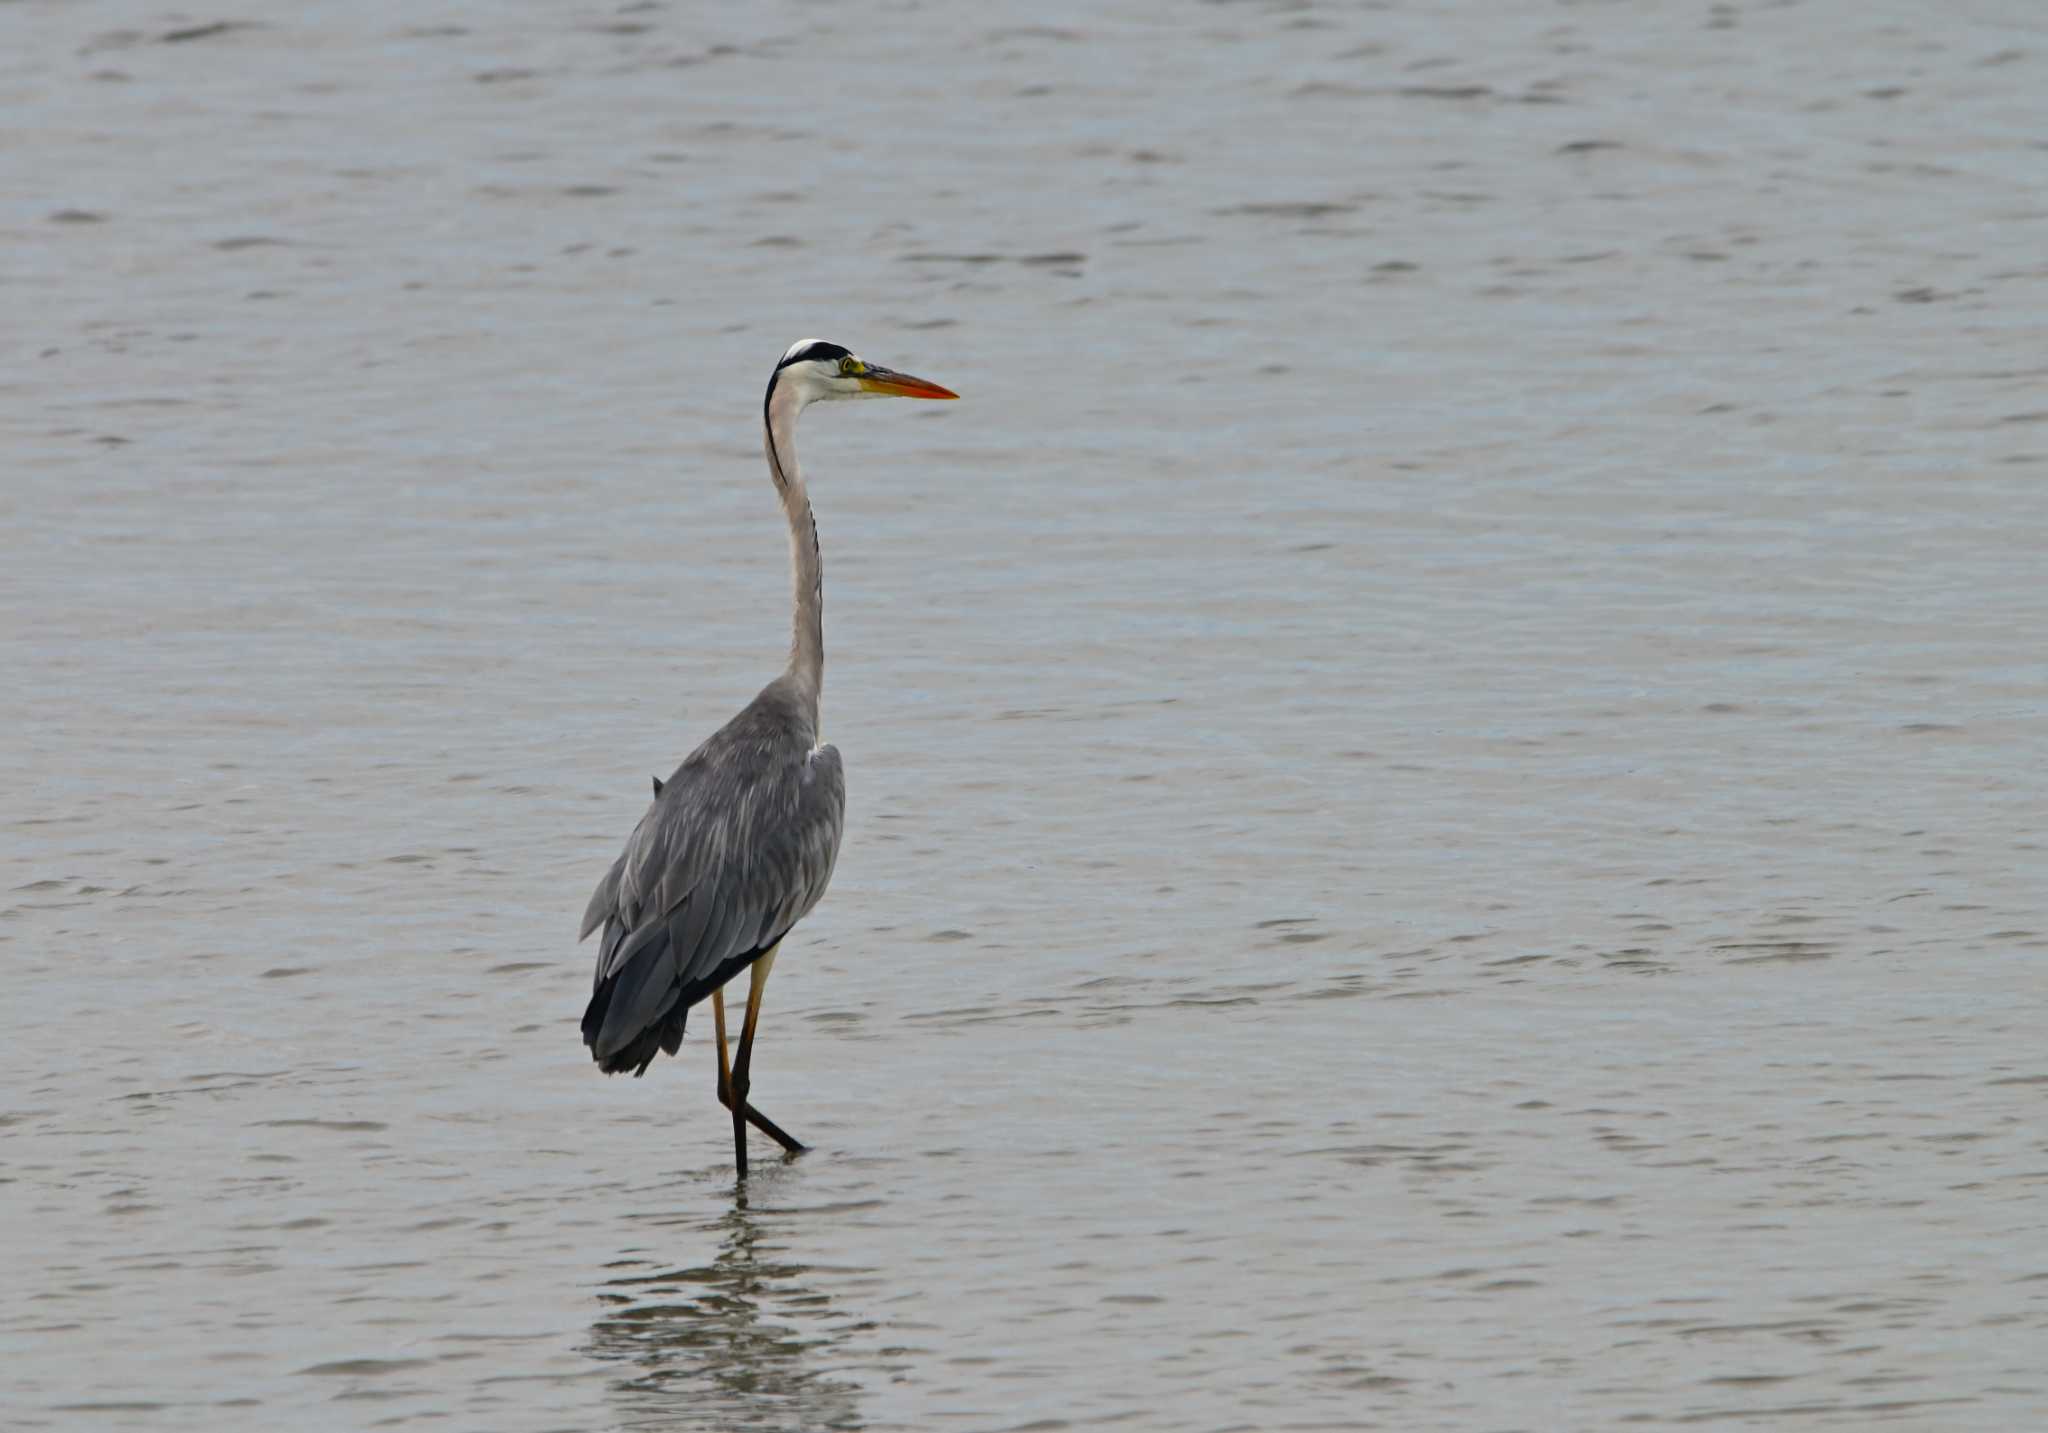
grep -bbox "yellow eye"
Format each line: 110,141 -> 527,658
840,356 -> 858,375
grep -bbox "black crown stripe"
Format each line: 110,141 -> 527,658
776,341 -> 851,370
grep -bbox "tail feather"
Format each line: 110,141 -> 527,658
584,918 -> 686,1076
583,973 -> 686,1077
581,909 -> 783,1078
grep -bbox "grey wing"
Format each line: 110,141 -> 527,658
578,849 -> 629,943
580,741 -> 844,1074
738,742 -> 845,959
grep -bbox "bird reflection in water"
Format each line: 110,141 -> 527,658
587,1191 -> 866,1432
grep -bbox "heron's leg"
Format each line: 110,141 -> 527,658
713,984 -> 734,1106
728,982 -> 748,1179
731,945 -> 806,1177
714,982 -> 802,1152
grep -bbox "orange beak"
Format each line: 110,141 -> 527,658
857,365 -> 959,400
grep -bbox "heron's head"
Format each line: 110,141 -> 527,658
767,338 -> 959,411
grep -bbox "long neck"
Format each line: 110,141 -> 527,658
763,380 -> 824,715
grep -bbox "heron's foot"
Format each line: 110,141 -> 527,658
718,1085 -> 807,1154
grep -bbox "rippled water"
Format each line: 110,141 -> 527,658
6,1 -> 2047,1428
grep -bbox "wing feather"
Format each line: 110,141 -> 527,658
592,919 -> 679,1058
579,850 -> 627,942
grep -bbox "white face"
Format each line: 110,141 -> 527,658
792,357 -> 876,402
776,339 -> 870,404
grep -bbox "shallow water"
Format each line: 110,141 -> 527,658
5,1 -> 2048,1428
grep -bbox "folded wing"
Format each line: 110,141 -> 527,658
578,687 -> 845,1076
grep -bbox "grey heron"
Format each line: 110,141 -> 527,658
578,339 -> 957,1178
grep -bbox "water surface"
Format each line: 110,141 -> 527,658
5,2 -> 2047,1428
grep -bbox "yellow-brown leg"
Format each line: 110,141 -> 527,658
728,973 -> 748,1178
714,978 -> 804,1157
733,945 -> 808,1179
713,984 -> 734,1106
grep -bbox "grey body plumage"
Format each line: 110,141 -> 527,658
580,676 -> 844,1075
575,340 -> 955,1172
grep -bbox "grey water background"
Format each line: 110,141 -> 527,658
5,1 -> 2047,1427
